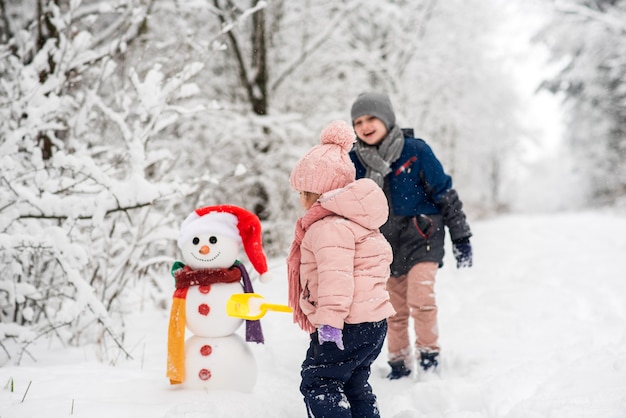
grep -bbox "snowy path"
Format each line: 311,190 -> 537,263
2,211 -> 626,417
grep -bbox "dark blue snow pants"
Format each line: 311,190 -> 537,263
300,320 -> 387,418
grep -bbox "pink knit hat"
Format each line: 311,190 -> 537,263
290,120 -> 356,194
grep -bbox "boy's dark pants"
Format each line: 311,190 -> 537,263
300,320 -> 387,418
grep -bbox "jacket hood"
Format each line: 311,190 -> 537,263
318,178 -> 389,230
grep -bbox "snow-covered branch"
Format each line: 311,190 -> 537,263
554,0 -> 626,34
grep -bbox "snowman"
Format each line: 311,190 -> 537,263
166,205 -> 270,391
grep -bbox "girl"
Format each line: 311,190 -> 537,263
287,120 -> 395,418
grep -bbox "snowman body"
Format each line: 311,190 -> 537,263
184,334 -> 256,392
185,282 -> 243,337
179,231 -> 257,391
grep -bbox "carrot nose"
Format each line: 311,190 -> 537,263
199,245 -> 210,255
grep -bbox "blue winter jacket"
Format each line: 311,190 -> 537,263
349,132 -> 471,275
349,136 -> 451,217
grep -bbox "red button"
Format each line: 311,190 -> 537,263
199,285 -> 211,294
198,303 -> 210,315
200,345 -> 212,356
198,368 -> 211,381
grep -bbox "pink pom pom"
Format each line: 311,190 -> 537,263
320,120 -> 355,151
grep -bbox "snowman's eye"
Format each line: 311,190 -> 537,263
209,236 -> 218,244
192,237 -> 200,245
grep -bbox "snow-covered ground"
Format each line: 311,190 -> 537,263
2,210 -> 626,418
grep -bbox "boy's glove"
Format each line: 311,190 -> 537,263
318,325 -> 344,350
452,239 -> 473,268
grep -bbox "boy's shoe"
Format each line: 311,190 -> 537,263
387,360 -> 411,380
419,351 -> 439,372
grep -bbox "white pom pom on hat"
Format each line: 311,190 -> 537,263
177,205 -> 271,283
290,120 -> 356,195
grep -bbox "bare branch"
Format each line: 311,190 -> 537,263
270,3 -> 357,93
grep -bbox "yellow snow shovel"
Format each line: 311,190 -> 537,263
226,293 -> 293,320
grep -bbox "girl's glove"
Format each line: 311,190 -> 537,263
452,238 -> 473,268
318,325 -> 344,350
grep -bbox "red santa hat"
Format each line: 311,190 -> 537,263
177,205 -> 271,283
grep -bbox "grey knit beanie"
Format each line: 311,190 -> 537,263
350,92 -> 396,131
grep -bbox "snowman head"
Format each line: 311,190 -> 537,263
180,233 -> 241,271
177,205 -> 271,282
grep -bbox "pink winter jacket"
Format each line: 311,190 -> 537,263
299,178 -> 395,329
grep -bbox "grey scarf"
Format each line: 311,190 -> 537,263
354,125 -> 405,187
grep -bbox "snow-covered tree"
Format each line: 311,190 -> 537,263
536,0 -> 626,204
0,0 -> 205,364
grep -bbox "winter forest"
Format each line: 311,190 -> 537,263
1,0 -> 626,397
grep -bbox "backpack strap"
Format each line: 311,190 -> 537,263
401,128 -> 415,138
